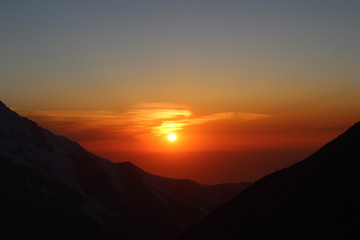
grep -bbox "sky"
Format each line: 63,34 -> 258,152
1,0 -> 360,183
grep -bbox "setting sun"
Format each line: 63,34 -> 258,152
167,133 -> 177,142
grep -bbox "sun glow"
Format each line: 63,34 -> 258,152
167,133 -> 177,142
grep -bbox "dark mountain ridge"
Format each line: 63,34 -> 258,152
180,122 -> 360,239
0,101 -> 249,239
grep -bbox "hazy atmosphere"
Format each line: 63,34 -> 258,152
1,0 -> 360,183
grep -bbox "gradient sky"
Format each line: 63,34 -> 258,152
1,0 -> 360,183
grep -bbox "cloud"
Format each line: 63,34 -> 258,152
18,103 -> 269,141
152,112 -> 269,135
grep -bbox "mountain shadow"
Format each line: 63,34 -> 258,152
180,122 -> 360,240
0,101 -> 250,239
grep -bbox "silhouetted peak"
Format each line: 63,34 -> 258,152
343,121 -> 360,135
180,121 -> 360,240
0,100 -> 34,129
0,101 -> 22,120
0,101 -> 24,133
329,121 -> 360,146
0,101 -> 11,112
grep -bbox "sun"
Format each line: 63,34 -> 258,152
167,133 -> 177,142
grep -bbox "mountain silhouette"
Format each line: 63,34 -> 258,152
180,122 -> 360,239
0,101 -> 249,239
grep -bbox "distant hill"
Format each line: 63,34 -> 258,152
0,101 -> 249,239
180,122 -> 360,239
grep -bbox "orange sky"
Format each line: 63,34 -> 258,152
16,102 -> 356,153
13,103 -> 357,184
2,1 -> 360,183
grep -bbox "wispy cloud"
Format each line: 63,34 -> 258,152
18,103 -> 269,141
152,112 -> 269,135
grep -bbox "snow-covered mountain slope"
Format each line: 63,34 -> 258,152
180,122 -> 360,240
0,101 -> 250,239
0,154 -> 143,240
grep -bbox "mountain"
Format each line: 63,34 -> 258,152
180,122 -> 360,239
0,101 -> 250,239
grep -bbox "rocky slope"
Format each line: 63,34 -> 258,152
0,101 -> 249,239
181,122 -> 360,240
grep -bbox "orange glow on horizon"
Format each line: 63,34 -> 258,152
15,102 -> 357,154
13,102 -> 358,184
